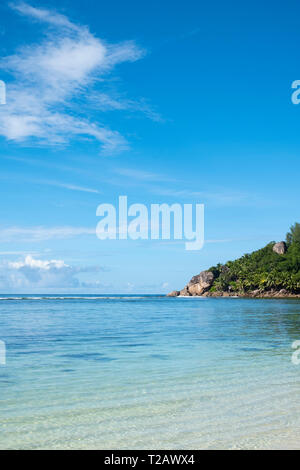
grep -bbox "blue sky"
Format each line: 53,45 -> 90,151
0,0 -> 299,293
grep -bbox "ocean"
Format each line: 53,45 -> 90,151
0,295 -> 300,449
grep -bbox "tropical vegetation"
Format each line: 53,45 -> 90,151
208,223 -> 300,295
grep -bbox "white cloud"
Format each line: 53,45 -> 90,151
9,255 -> 67,270
0,3 -> 146,153
0,255 -> 102,288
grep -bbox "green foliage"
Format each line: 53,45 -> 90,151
286,223 -> 300,246
209,226 -> 300,294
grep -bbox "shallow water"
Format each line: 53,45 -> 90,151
0,295 -> 300,449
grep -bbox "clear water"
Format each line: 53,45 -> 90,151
0,295 -> 300,450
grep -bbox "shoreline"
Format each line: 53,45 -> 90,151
173,289 -> 300,299
175,293 -> 300,299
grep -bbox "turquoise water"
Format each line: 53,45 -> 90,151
1,295 -> 300,449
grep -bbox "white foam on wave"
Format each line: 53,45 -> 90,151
177,295 -> 207,299
0,296 -> 160,301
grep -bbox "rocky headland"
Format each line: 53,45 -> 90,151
167,224 -> 300,299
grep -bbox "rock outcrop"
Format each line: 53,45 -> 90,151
180,286 -> 191,296
188,271 -> 215,292
166,290 -> 180,297
201,289 -> 300,298
273,241 -> 287,255
169,270 -> 215,297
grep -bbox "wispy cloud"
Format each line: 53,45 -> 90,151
149,186 -> 257,206
92,93 -> 163,122
109,168 -> 261,207
0,250 -> 40,255
113,167 -> 176,182
0,223 -> 136,242
0,163 -> 101,194
0,3 -> 147,154
0,226 -> 96,242
9,2 -> 80,30
34,179 -> 101,194
96,167 -> 176,190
